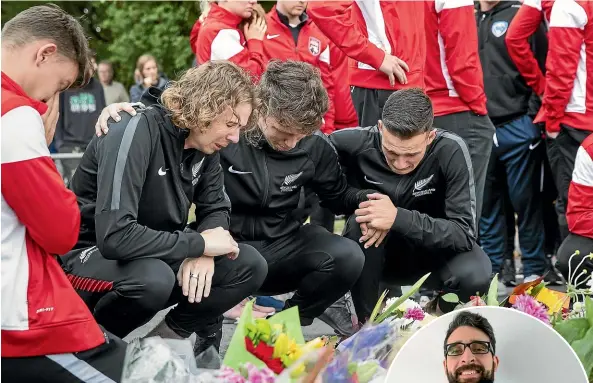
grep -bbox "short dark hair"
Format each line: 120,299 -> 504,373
2,4 -> 93,88
444,311 -> 496,355
257,60 -> 328,136
381,88 -> 434,138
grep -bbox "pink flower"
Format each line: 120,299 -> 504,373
219,367 -> 247,383
512,294 -> 550,325
403,307 -> 425,321
245,363 -> 276,383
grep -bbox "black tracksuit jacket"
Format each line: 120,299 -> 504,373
125,87 -> 372,242
476,1 -> 548,126
329,127 -> 477,253
70,89 -> 230,261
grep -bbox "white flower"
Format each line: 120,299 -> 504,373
383,297 -> 422,314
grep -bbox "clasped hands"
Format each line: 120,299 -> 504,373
177,227 -> 239,304
355,193 -> 397,249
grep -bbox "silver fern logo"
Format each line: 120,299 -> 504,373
413,174 -> 435,197
414,174 -> 434,192
192,158 -> 205,186
281,172 -> 303,192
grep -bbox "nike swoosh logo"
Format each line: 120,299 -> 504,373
529,140 -> 542,150
228,165 -> 252,175
364,175 -> 383,185
266,34 -> 280,39
158,167 -> 169,176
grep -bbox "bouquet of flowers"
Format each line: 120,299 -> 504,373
283,273 -> 433,383
223,300 -> 324,379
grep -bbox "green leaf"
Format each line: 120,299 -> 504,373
441,293 -> 460,304
487,274 -> 499,306
553,317 -> 590,344
585,297 -> 593,328
369,290 -> 389,323
375,273 -> 431,323
571,327 -> 593,380
531,281 -> 546,297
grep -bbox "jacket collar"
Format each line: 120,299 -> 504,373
271,5 -> 309,27
208,3 -> 244,28
139,86 -> 190,140
1,72 -> 48,115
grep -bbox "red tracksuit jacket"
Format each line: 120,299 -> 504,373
331,44 -> 359,130
307,1 -> 425,91
1,72 -> 105,357
424,0 -> 487,117
196,3 -> 267,79
535,0 -> 593,133
567,133 -> 593,239
506,0 -> 553,97
263,8 -> 336,133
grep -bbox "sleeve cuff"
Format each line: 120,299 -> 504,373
246,39 -> 264,53
391,207 -> 413,235
185,230 -> 205,258
359,45 -> 385,71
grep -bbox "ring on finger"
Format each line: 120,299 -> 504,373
189,272 -> 199,279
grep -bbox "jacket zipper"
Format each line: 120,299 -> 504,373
261,155 -> 270,208
174,142 -> 190,226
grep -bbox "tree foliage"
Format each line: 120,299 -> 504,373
2,1 -> 200,89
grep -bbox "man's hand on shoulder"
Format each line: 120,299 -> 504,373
95,102 -> 143,137
355,193 -> 398,231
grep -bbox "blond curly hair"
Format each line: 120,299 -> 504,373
161,61 -> 258,133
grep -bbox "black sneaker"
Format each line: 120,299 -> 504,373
500,258 -> 517,287
193,328 -> 223,357
543,254 -> 565,286
318,295 -> 359,338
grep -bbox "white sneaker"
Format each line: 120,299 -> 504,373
523,274 -> 542,283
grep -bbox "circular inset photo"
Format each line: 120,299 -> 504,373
385,306 -> 588,383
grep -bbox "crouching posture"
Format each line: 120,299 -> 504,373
62,61 -> 268,354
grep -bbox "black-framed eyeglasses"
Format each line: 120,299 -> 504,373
445,341 -> 493,357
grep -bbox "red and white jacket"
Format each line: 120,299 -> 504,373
196,3 -> 267,79
1,73 -> 105,357
264,8 -> 336,133
189,19 -> 202,56
535,0 -> 593,133
307,1 -> 425,91
424,0 -> 487,117
567,133 -> 593,239
506,0 -> 553,97
331,44 -> 359,130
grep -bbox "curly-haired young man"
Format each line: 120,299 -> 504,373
61,61 -> 268,355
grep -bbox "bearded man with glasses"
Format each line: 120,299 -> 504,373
443,311 -> 499,383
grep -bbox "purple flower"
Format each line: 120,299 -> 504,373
403,307 -> 425,321
512,294 -> 550,325
244,363 -> 275,383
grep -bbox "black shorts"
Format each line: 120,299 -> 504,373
1,330 -> 126,383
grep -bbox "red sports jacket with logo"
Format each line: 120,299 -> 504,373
263,7 -> 335,133
567,133 -> 593,238
1,72 -> 105,357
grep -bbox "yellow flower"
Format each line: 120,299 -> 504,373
273,333 -> 289,359
290,362 -> 306,378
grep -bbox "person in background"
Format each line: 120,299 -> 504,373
264,0 -> 335,134
190,0 -> 215,64
332,89 -> 492,321
129,54 -> 168,102
557,133 -> 593,290
424,0 -> 495,223
55,54 -> 107,184
97,60 -> 129,105
506,0 -> 563,286
1,4 -> 126,381
196,0 -> 267,80
307,1 -> 426,126
477,0 -> 548,283
534,0 -> 593,242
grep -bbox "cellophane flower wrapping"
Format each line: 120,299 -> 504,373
121,337 -> 226,383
